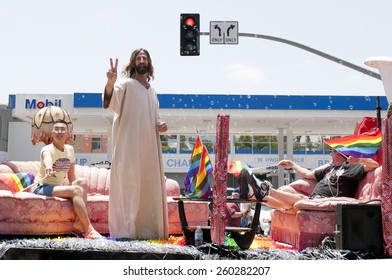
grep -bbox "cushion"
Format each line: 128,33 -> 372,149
0,173 -> 35,193
293,197 -> 360,211
290,179 -> 318,195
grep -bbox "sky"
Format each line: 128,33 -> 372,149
1,0 -> 392,105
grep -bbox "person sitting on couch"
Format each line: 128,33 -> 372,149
31,119 -> 102,239
239,148 -> 379,212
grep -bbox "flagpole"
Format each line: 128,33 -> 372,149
376,96 -> 382,128
248,165 -> 278,172
338,151 -> 348,160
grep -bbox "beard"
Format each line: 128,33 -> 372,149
135,65 -> 149,75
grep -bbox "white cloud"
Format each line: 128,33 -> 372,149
225,64 -> 265,85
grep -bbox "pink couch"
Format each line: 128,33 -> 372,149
270,166 -> 383,250
0,161 -> 209,237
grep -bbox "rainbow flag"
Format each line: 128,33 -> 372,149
184,136 -> 203,194
0,173 -> 35,193
228,160 -> 251,177
184,137 -> 213,198
324,129 -> 382,158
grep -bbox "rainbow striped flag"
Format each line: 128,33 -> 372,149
184,136 -> 213,198
324,129 -> 382,158
228,160 -> 251,177
0,173 -> 35,193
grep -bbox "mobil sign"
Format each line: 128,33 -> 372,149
25,98 -> 63,109
14,94 -> 74,117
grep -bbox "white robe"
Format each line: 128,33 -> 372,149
106,78 -> 168,240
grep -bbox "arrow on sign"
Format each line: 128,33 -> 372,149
227,25 -> 235,37
213,24 -> 222,36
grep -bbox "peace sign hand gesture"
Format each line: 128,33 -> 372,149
104,58 -> 118,108
106,58 -> 118,85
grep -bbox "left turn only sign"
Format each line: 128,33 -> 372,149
210,21 -> 239,45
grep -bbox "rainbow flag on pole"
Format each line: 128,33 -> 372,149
184,136 -> 213,198
228,160 -> 251,177
324,129 -> 382,158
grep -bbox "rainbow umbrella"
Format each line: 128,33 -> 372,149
228,160 -> 251,176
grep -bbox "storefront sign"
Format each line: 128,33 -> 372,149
25,98 -> 62,109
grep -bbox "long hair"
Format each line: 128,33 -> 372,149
121,48 -> 154,82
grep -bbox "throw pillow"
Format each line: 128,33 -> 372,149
0,173 -> 35,193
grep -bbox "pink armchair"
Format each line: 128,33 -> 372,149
270,166 -> 383,250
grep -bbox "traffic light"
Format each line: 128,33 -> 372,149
180,13 -> 200,56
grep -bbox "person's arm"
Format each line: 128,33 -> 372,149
346,156 -> 380,172
67,162 -> 77,184
103,58 -> 118,109
232,210 -> 248,218
278,160 -> 316,180
41,150 -> 54,178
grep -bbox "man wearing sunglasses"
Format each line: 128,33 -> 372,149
245,148 -> 379,211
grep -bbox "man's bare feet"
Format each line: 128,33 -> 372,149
84,229 -> 104,239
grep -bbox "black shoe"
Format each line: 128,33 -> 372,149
248,171 -> 271,201
238,169 -> 250,199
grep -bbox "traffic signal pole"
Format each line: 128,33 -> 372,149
200,31 -> 382,127
201,31 -> 381,80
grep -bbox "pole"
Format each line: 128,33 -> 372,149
200,31 -> 383,127
376,96 -> 382,128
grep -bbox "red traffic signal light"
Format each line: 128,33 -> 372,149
180,13 -> 200,56
185,17 -> 196,27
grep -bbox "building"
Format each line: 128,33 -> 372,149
1,93 -> 388,189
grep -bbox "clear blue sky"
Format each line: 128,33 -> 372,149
1,0 -> 391,105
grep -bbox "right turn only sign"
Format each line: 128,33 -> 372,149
210,21 -> 238,45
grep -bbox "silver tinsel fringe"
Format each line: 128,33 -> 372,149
0,236 -> 377,260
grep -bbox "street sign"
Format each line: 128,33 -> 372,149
210,21 -> 238,45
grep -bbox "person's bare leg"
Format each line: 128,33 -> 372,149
71,179 -> 88,233
72,178 -> 88,202
265,188 -> 307,210
263,196 -> 292,209
52,185 -> 102,239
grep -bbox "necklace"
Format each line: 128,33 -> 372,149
326,165 -> 344,197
